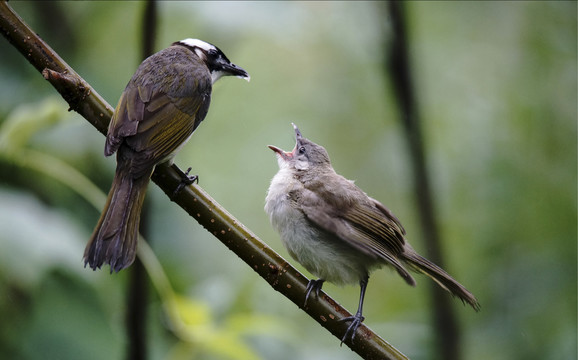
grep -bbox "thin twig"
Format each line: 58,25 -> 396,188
0,2 -> 409,359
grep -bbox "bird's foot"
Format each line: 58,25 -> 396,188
339,312 -> 365,345
304,279 -> 325,307
171,167 -> 198,199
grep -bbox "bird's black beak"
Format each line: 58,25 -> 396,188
223,62 -> 250,82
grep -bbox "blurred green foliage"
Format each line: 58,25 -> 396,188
0,2 -> 575,360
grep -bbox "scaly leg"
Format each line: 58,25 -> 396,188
339,276 -> 368,345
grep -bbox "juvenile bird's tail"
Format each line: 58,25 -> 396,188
402,247 -> 480,311
83,163 -> 152,273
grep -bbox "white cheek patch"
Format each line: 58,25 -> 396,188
295,160 -> 309,171
179,38 -> 215,52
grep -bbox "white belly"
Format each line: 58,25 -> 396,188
265,169 -> 374,285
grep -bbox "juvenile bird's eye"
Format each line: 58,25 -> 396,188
299,146 -> 306,154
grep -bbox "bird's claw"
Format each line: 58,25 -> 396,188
339,313 -> 365,345
171,167 -> 198,199
304,279 -> 325,307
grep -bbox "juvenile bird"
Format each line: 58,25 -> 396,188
265,124 -> 480,343
84,39 -> 249,272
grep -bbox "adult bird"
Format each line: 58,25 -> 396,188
84,39 -> 249,272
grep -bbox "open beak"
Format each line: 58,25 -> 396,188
268,123 -> 305,160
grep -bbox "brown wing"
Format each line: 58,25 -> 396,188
105,86 -> 209,178
344,197 -> 407,254
105,45 -> 212,178
295,184 -> 415,285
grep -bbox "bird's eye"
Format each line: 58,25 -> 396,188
298,146 -> 306,154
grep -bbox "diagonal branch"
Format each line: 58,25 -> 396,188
0,2 -> 408,359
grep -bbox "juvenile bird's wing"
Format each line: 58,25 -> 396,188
295,182 -> 416,286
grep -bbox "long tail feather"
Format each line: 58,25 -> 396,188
83,165 -> 151,272
403,248 -> 480,311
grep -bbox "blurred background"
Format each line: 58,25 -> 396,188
0,2 -> 575,360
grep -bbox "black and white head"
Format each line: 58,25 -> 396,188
268,123 -> 331,171
175,38 -> 250,84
